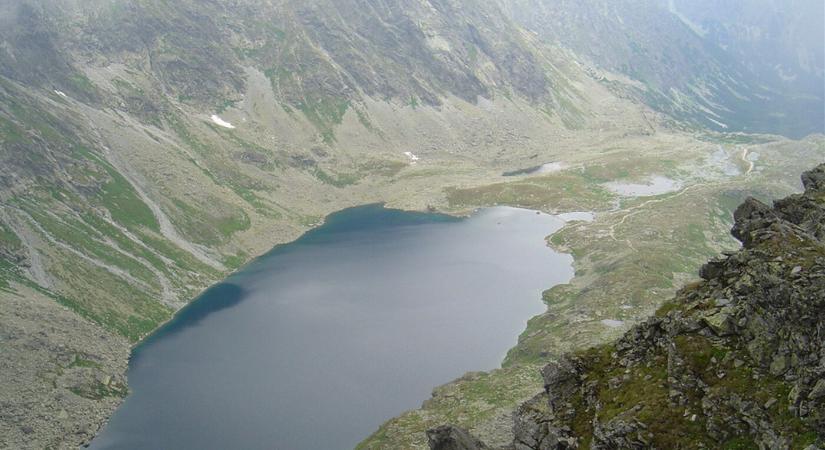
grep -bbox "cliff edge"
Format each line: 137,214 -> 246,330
430,164 -> 825,449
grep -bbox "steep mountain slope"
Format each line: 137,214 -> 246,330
499,0 -> 824,138
428,164 -> 825,449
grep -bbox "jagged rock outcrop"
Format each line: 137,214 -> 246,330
430,164 -> 825,450
428,425 -> 490,450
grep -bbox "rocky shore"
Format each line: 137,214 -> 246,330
429,164 -> 825,449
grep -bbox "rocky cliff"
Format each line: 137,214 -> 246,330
429,164 -> 825,449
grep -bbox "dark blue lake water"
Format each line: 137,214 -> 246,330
89,205 -> 573,450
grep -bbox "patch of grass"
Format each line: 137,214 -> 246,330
0,221 -> 22,252
71,145 -> 160,232
0,115 -> 28,144
674,335 -> 727,373
69,381 -> 127,400
166,114 -> 276,214
96,167 -> 160,232
354,107 -> 375,131
222,251 -> 248,271
66,73 -> 97,97
216,98 -> 237,113
18,199 -> 160,288
47,254 -> 171,342
358,159 -> 406,178
446,173 -> 615,212
297,97 -> 350,143
68,355 -> 102,369
216,209 -> 251,239
314,168 -> 360,187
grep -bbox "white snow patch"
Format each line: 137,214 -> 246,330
706,116 -> 729,129
601,319 -> 625,328
210,115 -> 236,129
404,152 -> 420,164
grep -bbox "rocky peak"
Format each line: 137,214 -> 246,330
429,164 -> 825,449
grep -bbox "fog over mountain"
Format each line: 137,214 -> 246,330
501,0 -> 824,137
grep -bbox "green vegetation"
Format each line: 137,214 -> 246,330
297,97 -> 350,143
168,197 -> 251,246
51,256 -> 171,342
314,168 -> 360,187
0,116 -> 27,144
0,221 -> 22,252
14,197 -> 160,290
446,173 -> 615,212
165,114 -> 275,219
68,355 -> 102,369
69,145 -> 160,232
69,380 -> 128,400
222,251 -> 248,271
66,73 -> 97,98
216,99 -> 237,113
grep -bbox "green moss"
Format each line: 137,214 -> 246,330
674,335 -> 727,373
654,295 -> 690,317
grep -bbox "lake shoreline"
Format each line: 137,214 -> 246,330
88,204 -> 584,449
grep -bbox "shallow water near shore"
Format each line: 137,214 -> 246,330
89,205 -> 574,450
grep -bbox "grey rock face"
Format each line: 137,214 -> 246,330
427,425 -> 490,450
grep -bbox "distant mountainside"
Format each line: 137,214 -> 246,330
500,0 -> 825,138
428,164 -> 825,450
0,0 -> 585,124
